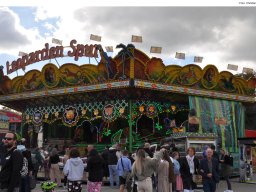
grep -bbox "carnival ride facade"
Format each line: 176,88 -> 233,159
0,42 -> 255,159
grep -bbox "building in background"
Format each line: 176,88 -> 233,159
0,109 -> 22,138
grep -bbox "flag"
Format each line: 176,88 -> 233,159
105,46 -> 113,52
52,38 -> 62,45
194,56 -> 203,63
243,67 -> 254,74
18,51 -> 28,57
227,64 -> 238,71
90,34 -> 101,42
150,46 -> 162,54
175,52 -> 185,60
131,35 -> 142,43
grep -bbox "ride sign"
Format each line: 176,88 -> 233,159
6,39 -> 99,75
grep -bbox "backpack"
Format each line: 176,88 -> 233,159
14,149 -> 29,177
20,157 -> 29,177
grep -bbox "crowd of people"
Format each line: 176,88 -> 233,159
0,131 -> 234,192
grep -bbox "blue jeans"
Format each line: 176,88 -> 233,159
108,164 -> 119,187
203,179 -> 216,192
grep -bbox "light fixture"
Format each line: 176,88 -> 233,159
171,105 -> 176,112
119,108 -> 125,115
139,106 -> 145,113
94,109 -> 99,116
82,109 -> 87,115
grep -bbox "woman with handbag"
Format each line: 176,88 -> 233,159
179,147 -> 199,192
86,149 -> 104,192
131,148 -> 164,192
117,150 -> 132,192
49,148 -> 62,187
63,148 -> 84,192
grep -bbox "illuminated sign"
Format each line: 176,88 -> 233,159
6,39 -> 99,75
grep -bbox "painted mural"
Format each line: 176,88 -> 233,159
0,45 -> 255,98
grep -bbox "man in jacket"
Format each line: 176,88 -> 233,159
0,131 -> 23,192
108,145 -> 120,188
199,148 -> 220,192
117,150 -> 132,192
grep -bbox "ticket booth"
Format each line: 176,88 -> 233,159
163,132 -> 217,159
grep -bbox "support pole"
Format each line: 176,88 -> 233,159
129,99 -> 133,153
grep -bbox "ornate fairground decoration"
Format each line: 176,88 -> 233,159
41,64 -> 60,88
103,104 -> 115,122
32,110 -> 43,126
63,106 -> 79,126
146,104 -> 158,118
201,65 -> 219,89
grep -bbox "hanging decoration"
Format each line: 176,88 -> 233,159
94,109 -> 99,116
32,110 -> 43,126
139,105 -> 145,113
81,108 -> 87,116
119,107 -> 125,115
55,111 -> 59,118
155,123 -> 163,131
63,106 -> 79,126
146,104 -> 157,117
103,104 -> 115,122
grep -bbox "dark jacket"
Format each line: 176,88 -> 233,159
86,152 -> 104,182
179,156 -> 200,190
0,147 -> 23,192
49,154 -> 60,164
107,148 -> 118,165
199,158 -> 220,183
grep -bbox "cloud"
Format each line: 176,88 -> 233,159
71,7 -> 256,72
1,6 -> 256,76
0,7 -> 30,50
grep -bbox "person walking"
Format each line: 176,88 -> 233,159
199,148 -> 220,192
20,149 -> 34,192
63,148 -> 84,192
86,149 -> 104,192
117,150 -> 132,192
131,148 -> 164,192
101,145 -> 110,180
179,147 -> 199,192
220,149 -> 232,191
172,151 -> 183,192
0,131 -> 23,192
108,145 -> 120,188
157,150 -> 175,192
63,147 -> 70,189
49,148 -> 62,187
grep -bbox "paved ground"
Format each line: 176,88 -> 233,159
32,178 -> 256,192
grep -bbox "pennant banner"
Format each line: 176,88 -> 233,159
105,46 -> 113,52
194,56 -> 203,63
150,46 -> 162,54
90,34 -> 102,42
227,64 -> 238,71
175,52 -> 185,60
131,35 -> 143,43
52,38 -> 62,45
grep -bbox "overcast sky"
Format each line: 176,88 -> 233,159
1,4 -> 256,79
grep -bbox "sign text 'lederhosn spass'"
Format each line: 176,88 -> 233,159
6,39 -> 99,75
